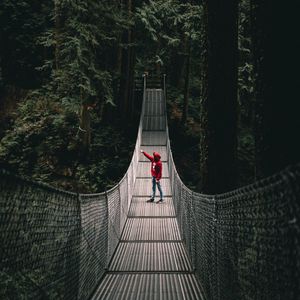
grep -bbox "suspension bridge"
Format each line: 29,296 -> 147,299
0,76 -> 299,300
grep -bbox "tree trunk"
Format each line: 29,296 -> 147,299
252,1 -> 299,178
251,0 -> 271,179
170,47 -> 185,88
54,0 -> 61,70
200,0 -> 238,194
119,0 -> 135,121
181,36 -> 191,125
78,104 -> 91,152
128,29 -> 136,120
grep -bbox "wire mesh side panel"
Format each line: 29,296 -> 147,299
0,171 -> 80,300
164,80 -> 300,299
128,138 -> 140,210
168,156 -> 300,300
100,76 -> 146,264
128,162 -> 134,211
106,187 -> 121,261
78,193 -> 107,300
192,193 -> 216,300
181,187 -> 195,265
212,167 -> 300,300
119,175 -> 128,234
0,77 -> 146,300
0,83 -> 145,300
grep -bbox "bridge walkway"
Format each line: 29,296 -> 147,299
91,89 -> 204,299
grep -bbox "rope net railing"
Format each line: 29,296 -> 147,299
164,95 -> 300,298
0,78 -> 147,300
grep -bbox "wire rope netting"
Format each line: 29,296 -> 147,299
0,172 -> 81,299
160,72 -> 300,299
167,126 -> 300,300
0,158 -> 141,299
1,76 -> 299,300
0,78 -> 146,300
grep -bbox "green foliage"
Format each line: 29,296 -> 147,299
37,1 -> 127,110
135,0 -> 203,190
0,0 -> 257,194
0,97 -> 75,177
237,128 -> 255,186
238,0 -> 254,111
237,0 -> 255,186
0,0 -> 138,196
136,0 -> 202,72
0,95 -> 135,193
75,123 -> 135,192
0,0 -> 132,114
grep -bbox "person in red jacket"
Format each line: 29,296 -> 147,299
140,150 -> 163,203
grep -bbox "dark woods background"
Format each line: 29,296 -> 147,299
0,0 -> 298,194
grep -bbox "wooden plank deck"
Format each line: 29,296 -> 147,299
93,274 -> 202,300
129,197 -> 175,217
91,89 -> 204,300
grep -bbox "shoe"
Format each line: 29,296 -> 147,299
156,199 -> 163,203
147,198 -> 154,203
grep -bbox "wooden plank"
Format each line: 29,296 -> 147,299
129,197 -> 175,217
109,242 -> 192,272
144,102 -> 165,116
122,218 -> 181,241
91,274 -> 204,300
90,88 -> 204,300
145,89 -> 162,101
141,131 -> 167,146
133,178 -> 172,197
143,116 -> 166,131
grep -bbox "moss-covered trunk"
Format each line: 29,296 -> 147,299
182,36 -> 191,125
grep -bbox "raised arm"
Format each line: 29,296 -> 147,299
140,150 -> 153,161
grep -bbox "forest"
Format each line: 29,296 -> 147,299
0,0 -> 298,194
1,1 -> 300,300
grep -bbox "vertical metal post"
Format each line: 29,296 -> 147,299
76,192 -> 81,300
143,72 -> 147,92
104,189 -> 109,268
212,196 -> 219,300
163,74 -> 167,102
118,183 -> 122,239
131,78 -> 135,121
142,72 -> 147,124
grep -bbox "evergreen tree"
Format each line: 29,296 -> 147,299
38,0 -> 129,151
118,0 -> 136,119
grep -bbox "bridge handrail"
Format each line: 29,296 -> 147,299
162,75 -> 300,300
0,74 -> 147,300
77,73 -> 147,299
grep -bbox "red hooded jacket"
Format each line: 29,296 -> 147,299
142,151 -> 162,180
